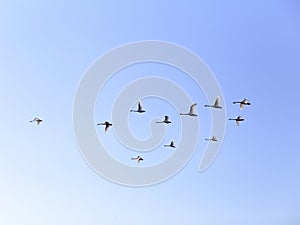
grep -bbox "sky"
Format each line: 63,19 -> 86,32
1,0 -> 300,224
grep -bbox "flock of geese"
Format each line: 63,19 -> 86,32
29,97 -> 251,164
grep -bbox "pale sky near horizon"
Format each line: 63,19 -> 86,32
1,1 -> 300,225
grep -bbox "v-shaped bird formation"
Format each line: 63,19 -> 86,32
30,96 -> 251,164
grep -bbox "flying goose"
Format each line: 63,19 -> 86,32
29,117 -> 43,125
97,121 -> 112,132
233,98 -> 251,110
164,140 -> 176,148
229,116 -> 244,126
205,136 -> 218,142
156,115 -> 172,124
130,100 -> 146,113
204,96 -> 222,109
131,156 -> 144,163
180,103 -> 197,117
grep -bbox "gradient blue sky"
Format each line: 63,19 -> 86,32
1,0 -> 300,224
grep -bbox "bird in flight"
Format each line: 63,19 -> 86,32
164,140 -> 176,148
156,115 -> 172,124
29,117 -> 43,125
97,121 -> 112,132
205,136 -> 218,142
130,100 -> 146,113
131,156 -> 143,163
204,96 -> 222,109
233,98 -> 251,110
229,116 -> 244,126
180,103 -> 197,117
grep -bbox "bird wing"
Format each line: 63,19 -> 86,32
138,101 -> 143,111
214,96 -> 220,107
240,103 -> 244,110
243,98 -> 248,103
189,103 -> 197,114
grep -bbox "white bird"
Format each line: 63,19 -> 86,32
204,96 -> 222,109
164,140 -> 176,148
205,136 -> 218,142
130,100 -> 146,113
229,116 -> 244,126
29,117 -> 43,125
131,156 -> 143,163
156,115 -> 172,124
180,103 -> 197,117
97,121 -> 112,132
233,98 -> 251,110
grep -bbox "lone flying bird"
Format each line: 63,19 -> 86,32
204,96 -> 222,109
180,103 -> 197,117
164,140 -> 176,148
131,156 -> 143,163
156,115 -> 172,124
29,117 -> 43,125
205,136 -> 218,142
233,98 -> 251,110
130,100 -> 145,113
97,121 -> 112,132
229,116 -> 244,126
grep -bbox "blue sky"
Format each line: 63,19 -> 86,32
1,0 -> 300,224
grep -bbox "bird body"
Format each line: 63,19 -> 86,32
233,98 -> 251,110
130,100 -> 146,113
204,96 -> 222,109
229,116 -> 244,126
156,115 -> 172,124
180,103 -> 197,117
97,121 -> 112,132
30,117 -> 43,125
164,140 -> 176,148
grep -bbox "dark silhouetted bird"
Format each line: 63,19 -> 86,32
130,100 -> 146,113
97,121 -> 112,132
156,115 -> 172,124
229,116 -> 244,126
233,98 -> 251,110
30,117 -> 43,125
131,156 -> 143,163
164,140 -> 176,148
205,136 -> 218,142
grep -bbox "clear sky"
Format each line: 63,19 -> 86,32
1,0 -> 300,224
